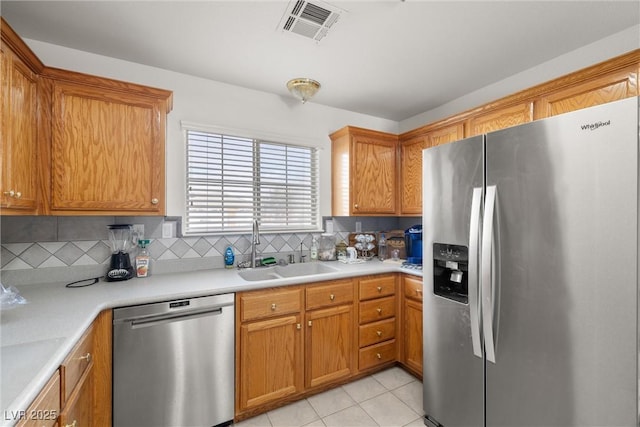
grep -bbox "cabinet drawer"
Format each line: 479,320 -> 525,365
359,296 -> 396,324
16,370 -> 60,427
403,275 -> 423,302
240,287 -> 302,322
359,275 -> 396,301
306,280 -> 353,310
359,318 -> 396,348
359,339 -> 396,371
61,325 -> 94,404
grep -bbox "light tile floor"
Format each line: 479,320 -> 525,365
234,367 -> 424,427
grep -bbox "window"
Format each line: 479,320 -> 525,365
185,129 -> 319,235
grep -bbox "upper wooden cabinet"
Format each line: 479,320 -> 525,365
0,18 -> 44,214
399,136 -> 427,216
399,122 -> 464,215
0,17 -> 173,216
330,126 -> 398,216
535,64 -> 639,119
467,102 -> 533,137
39,69 -> 172,215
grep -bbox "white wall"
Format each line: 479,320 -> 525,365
399,25 -> 640,133
25,38 -> 399,218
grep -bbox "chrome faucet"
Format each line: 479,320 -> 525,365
251,219 -> 261,268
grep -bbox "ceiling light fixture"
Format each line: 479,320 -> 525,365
286,78 -> 321,103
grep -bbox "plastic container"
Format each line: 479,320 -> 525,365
318,233 -> 336,261
310,237 -> 319,261
135,239 -> 151,277
378,233 -> 387,261
224,246 -> 235,269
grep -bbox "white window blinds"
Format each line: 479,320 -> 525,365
186,130 -> 319,235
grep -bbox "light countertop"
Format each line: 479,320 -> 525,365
0,260 -> 422,426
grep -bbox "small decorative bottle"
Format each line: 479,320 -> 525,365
378,233 -> 387,261
224,246 -> 235,269
135,239 -> 151,277
310,237 -> 319,261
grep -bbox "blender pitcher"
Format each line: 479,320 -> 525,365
106,224 -> 135,281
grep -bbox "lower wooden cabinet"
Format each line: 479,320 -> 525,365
357,274 -> 398,372
236,278 -> 357,420
306,304 -> 355,388
235,273 -> 424,421
15,371 -> 60,427
59,367 -> 93,427
238,313 -> 304,410
15,310 -> 111,427
401,275 -> 423,378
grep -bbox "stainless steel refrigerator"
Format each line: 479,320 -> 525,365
422,96 -> 639,427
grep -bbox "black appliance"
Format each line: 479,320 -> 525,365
106,224 -> 135,281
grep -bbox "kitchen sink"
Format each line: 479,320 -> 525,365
274,263 -> 338,278
237,262 -> 339,281
237,267 -> 279,281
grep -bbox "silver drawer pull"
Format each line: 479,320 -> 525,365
377,286 -> 382,292
376,330 -> 382,337
376,308 -> 382,314
271,303 -> 277,311
329,294 -> 335,301
79,352 -> 92,363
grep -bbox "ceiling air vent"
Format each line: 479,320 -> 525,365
279,0 -> 344,42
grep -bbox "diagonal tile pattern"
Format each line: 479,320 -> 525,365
0,232 -> 334,271
234,367 -> 423,427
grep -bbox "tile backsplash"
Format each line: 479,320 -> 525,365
1,216 -> 420,285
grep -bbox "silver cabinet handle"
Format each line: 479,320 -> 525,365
329,294 -> 335,301
79,352 -> 92,363
151,198 -> 159,205
271,303 -> 277,311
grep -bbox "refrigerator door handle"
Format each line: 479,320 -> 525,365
482,185 -> 499,363
469,187 -> 483,358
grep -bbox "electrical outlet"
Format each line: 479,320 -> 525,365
132,224 -> 144,239
355,221 -> 362,232
162,221 -> 175,238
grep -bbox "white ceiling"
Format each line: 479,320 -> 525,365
2,1 -> 639,121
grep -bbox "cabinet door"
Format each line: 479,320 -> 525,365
59,366 -> 93,427
352,135 -> 397,215
239,315 -> 304,411
468,102 -> 533,136
535,66 -> 638,118
403,298 -> 423,377
50,80 -> 165,214
399,136 -> 426,215
306,305 -> 355,388
1,42 -> 38,212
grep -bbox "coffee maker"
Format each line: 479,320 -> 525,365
404,225 -> 423,265
106,224 -> 135,281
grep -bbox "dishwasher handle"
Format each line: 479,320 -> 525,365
126,306 -> 225,329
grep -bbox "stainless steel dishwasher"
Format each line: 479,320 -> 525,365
113,293 -> 234,427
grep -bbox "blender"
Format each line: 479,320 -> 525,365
106,224 -> 135,281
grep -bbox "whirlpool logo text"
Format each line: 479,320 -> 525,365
580,119 -> 611,131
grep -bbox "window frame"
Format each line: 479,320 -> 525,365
182,122 -> 321,236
